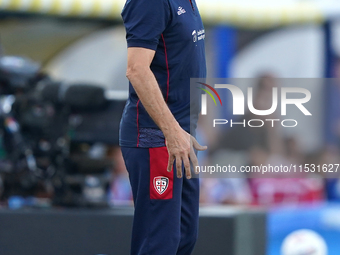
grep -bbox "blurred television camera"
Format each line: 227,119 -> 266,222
0,55 -> 124,208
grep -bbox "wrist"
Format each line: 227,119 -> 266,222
162,122 -> 181,139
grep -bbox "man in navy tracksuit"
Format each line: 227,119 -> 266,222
120,0 -> 206,254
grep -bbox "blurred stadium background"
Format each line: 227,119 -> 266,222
1,0 -> 340,254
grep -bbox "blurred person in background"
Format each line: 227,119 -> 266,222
202,74 -> 325,207
209,74 -> 283,152
200,177 -> 252,205
249,142 -> 324,207
201,74 -> 281,206
247,75 -> 324,206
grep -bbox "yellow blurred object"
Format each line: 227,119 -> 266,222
0,0 -> 326,28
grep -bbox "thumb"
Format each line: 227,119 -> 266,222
192,136 -> 207,151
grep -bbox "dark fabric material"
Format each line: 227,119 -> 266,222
121,146 -> 200,255
120,0 -> 206,147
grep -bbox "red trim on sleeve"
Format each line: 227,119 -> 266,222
189,0 -> 194,11
161,34 -> 170,102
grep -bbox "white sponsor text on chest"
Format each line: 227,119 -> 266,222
197,29 -> 205,41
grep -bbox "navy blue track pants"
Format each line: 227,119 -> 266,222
121,146 -> 200,255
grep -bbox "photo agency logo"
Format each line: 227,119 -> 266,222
198,83 -> 312,128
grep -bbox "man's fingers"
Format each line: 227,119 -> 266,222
176,156 -> 182,178
167,154 -> 175,172
190,149 -> 199,174
183,156 -> 191,179
191,136 -> 207,151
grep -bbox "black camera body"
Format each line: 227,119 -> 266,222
0,55 -> 124,207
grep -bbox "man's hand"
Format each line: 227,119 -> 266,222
165,127 -> 207,179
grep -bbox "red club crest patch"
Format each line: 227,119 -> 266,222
154,176 -> 169,195
149,147 -> 173,200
